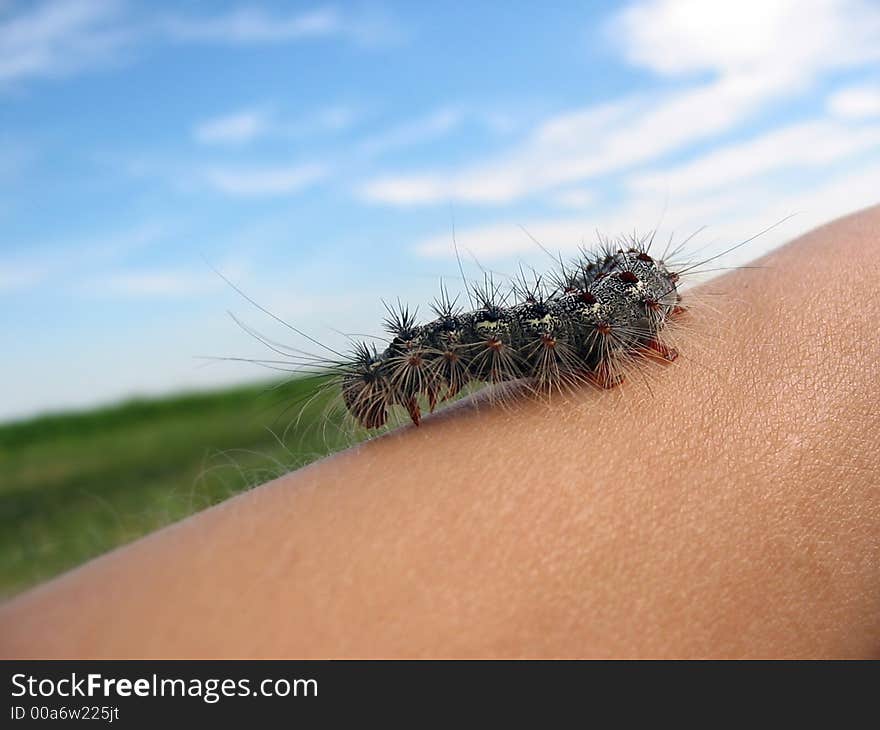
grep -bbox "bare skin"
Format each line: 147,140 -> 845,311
1,205 -> 879,659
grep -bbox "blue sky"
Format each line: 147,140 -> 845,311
2,0 -> 880,421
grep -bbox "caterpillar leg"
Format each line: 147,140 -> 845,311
426,385 -> 439,413
645,339 -> 679,362
588,364 -> 625,389
670,295 -> 687,318
405,396 -> 422,426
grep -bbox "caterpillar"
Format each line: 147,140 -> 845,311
216,222 -> 785,435
335,233 -> 683,429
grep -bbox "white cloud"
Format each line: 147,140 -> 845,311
0,2 -> 406,89
194,108 -> 270,145
164,7 -> 339,43
163,5 -> 405,48
552,188 -> 595,210
409,93 -> 880,265
827,84 -> 880,119
358,108 -> 464,157
193,104 -> 358,146
413,193 -> 733,259
361,0 -> 880,207
0,0 -> 130,84
609,0 -> 880,79
360,76 -> 781,205
412,160 -> 880,266
203,163 -> 327,197
413,149 -> 880,273
629,118 -> 880,198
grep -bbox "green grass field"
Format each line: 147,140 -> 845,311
0,376 -> 353,597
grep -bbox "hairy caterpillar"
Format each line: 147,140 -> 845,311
216,222 -> 783,436
339,236 -> 681,428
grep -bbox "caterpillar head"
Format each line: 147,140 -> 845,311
589,251 -> 679,349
